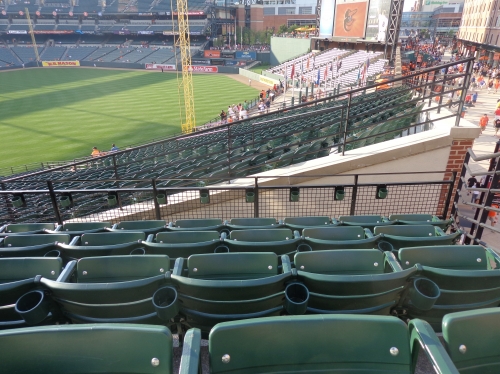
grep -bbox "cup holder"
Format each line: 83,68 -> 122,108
409,278 -> 441,311
15,290 -> 51,325
214,245 -> 229,253
44,250 -> 61,258
130,247 -> 146,255
296,243 -> 312,252
377,241 -> 393,252
153,286 -> 179,321
284,283 -> 309,315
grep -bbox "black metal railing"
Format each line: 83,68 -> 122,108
452,144 -> 500,249
1,57 -> 473,189
0,172 -> 456,225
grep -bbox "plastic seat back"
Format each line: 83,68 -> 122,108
339,215 -> 387,224
230,229 -> 294,242
62,222 -> 111,231
284,216 -> 331,227
0,257 -> 62,283
75,255 -> 170,283
187,252 -> 278,280
443,309 -> 500,373
156,231 -> 220,244
209,315 -> 411,373
399,245 -> 488,270
0,324 -> 173,374
80,232 -> 145,246
114,220 -> 166,230
4,223 -> 55,233
4,234 -> 70,247
229,218 -> 278,227
374,225 -> 436,237
172,219 -> 223,229
302,226 -> 366,240
389,214 -> 434,222
295,249 -> 386,275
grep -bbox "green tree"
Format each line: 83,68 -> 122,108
278,24 -> 288,34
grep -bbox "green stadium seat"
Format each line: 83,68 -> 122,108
47,222 -> 111,236
399,245 -> 500,330
301,226 -> 380,250
226,217 -> 283,230
143,231 -> 227,262
442,308 -> 500,373
0,234 -> 70,258
389,214 -> 453,230
336,215 -> 393,229
57,232 -> 146,262
0,324 -> 179,373
0,223 -> 56,236
294,249 -> 418,314
109,220 -> 168,235
374,225 -> 461,251
182,314 -> 457,373
0,257 -> 62,328
168,252 -> 293,335
226,229 -> 301,257
283,216 -> 336,233
167,218 -> 226,232
16,255 -> 172,326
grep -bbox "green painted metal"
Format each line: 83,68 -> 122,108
226,229 -> 301,257
2,223 -> 55,234
226,218 -> 283,230
0,324 -> 175,373
110,220 -> 168,235
337,215 -> 394,228
0,234 -> 70,258
167,218 -> 225,232
283,216 -> 335,233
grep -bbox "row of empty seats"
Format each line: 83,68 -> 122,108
4,308 -> 500,373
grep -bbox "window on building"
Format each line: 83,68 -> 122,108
299,6 -> 312,14
263,7 -> 275,15
278,7 -> 295,15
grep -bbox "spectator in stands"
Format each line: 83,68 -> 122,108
91,147 -> 101,157
220,109 -> 227,123
265,98 -> 271,113
488,204 -> 498,226
472,92 -> 478,104
495,118 -> 500,135
110,144 -> 119,152
240,108 -> 248,120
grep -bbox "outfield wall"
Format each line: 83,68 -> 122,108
239,68 -> 280,87
270,37 -> 311,65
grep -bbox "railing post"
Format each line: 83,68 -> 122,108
47,181 -> 63,225
227,124 -> 232,178
428,71 -> 437,108
474,156 -> 500,242
349,174 -> 358,216
442,171 -> 456,219
112,154 -> 120,188
152,178 -> 161,220
254,177 -> 259,218
341,92 -> 352,156
454,58 -> 473,127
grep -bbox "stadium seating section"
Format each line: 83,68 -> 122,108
0,84 -> 424,223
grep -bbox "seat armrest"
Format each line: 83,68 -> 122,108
112,223 -> 119,229
408,319 -> 459,374
364,228 -> 374,238
220,231 -> 227,240
435,227 -> 446,236
293,230 -> 300,239
331,218 -> 340,225
0,224 -> 6,233
167,222 -> 174,228
69,236 -> 80,246
384,251 -> 404,272
146,234 -> 155,242
53,225 -> 63,232
56,260 -> 77,282
281,255 -> 292,273
173,257 -> 185,276
179,328 -> 202,374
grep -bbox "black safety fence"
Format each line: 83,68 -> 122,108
0,172 -> 455,224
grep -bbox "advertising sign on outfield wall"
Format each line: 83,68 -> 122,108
204,50 -> 221,58
42,61 -> 80,67
145,63 -> 176,70
235,51 -> 257,60
183,65 -> 219,73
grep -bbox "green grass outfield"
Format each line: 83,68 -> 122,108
0,68 -> 259,170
